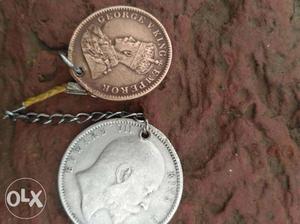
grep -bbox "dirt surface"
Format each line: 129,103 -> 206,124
0,0 -> 300,223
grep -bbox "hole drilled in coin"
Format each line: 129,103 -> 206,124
141,130 -> 151,139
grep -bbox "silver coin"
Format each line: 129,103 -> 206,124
58,118 -> 183,224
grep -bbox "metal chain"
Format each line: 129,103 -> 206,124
3,111 -> 145,125
2,53 -> 150,135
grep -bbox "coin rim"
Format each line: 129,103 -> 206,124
68,6 -> 172,101
58,118 -> 183,224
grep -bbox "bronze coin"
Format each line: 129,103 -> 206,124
68,6 -> 172,100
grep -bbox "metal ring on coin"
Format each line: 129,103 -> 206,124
59,52 -> 84,76
141,118 -> 151,139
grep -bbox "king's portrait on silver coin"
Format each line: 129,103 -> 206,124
58,119 -> 183,224
76,137 -> 165,224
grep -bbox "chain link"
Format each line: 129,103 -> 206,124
3,111 -> 145,125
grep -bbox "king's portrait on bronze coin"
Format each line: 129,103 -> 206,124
68,6 -> 172,100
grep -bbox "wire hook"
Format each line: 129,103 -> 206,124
59,52 -> 84,76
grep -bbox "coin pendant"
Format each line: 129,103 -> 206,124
68,6 -> 172,100
58,118 -> 183,224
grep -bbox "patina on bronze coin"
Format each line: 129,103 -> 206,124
68,6 -> 172,100
58,118 -> 183,224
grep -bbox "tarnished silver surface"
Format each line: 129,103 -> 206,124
58,118 -> 183,224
